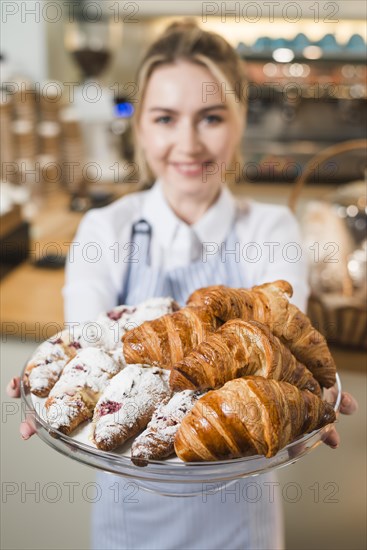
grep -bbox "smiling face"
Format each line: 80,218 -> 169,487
136,59 -> 244,202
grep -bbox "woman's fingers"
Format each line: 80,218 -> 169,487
322,426 -> 340,449
6,377 -> 21,398
322,392 -> 358,449
20,421 -> 36,440
339,392 -> 358,415
6,376 -> 36,439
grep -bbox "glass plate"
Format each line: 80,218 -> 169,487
21,367 -> 342,497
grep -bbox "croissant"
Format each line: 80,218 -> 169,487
131,390 -> 202,466
170,319 -> 321,397
187,281 -> 336,388
97,297 -> 180,351
174,376 -> 336,461
23,330 -> 82,396
45,348 -> 122,435
122,306 -> 221,369
92,365 -> 171,451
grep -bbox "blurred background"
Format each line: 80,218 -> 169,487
1,1 -> 366,549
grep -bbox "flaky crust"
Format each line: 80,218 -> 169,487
170,319 -> 321,397
174,376 -> 336,461
187,281 -> 336,388
122,306 -> 221,369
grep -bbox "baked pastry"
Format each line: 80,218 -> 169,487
175,376 -> 336,461
92,365 -> 171,451
97,297 -> 180,351
23,330 -> 84,397
122,306 -> 221,368
122,281 -> 335,387
126,296 -> 180,325
170,319 -> 321,396
44,348 -> 121,435
131,390 -> 202,466
187,281 -> 336,387
23,298 -> 178,397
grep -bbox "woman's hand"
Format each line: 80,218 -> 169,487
6,377 -> 36,440
322,391 -> 358,448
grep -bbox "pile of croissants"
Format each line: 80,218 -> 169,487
24,280 -> 337,463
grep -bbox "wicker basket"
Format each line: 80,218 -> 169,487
307,294 -> 367,350
289,139 -> 367,351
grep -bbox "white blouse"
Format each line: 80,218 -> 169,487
63,178 -> 309,324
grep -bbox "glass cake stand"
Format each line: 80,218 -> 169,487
21,367 -> 342,497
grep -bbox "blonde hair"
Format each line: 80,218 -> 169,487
132,19 -> 247,186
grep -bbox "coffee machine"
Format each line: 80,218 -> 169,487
64,0 -> 130,185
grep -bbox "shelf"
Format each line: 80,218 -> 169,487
239,52 -> 367,65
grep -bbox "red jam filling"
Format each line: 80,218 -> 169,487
69,341 -> 82,349
107,307 -> 136,321
156,415 -> 178,426
74,364 -> 85,371
99,401 -> 122,416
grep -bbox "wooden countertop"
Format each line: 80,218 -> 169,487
1,192 -> 82,341
1,185 -> 137,341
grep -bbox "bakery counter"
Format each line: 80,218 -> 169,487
1,191 -> 82,341
1,185 -> 136,342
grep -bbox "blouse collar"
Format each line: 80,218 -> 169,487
141,178 -> 237,248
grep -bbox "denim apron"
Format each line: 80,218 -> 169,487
92,209 -> 284,550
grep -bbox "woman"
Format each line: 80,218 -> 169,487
8,20 -> 357,550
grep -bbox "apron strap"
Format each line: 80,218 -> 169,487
132,218 -> 152,235
118,219 -> 152,305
